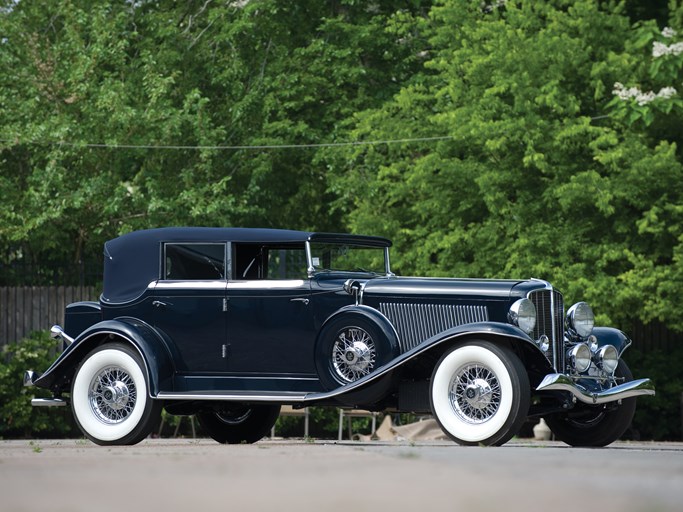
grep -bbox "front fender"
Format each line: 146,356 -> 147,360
33,317 -> 174,396
310,321 -> 548,403
591,327 -> 632,356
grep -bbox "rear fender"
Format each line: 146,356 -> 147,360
33,317 -> 174,396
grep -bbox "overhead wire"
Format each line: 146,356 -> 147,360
0,135 -> 453,151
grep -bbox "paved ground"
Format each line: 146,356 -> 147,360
1,438 -> 682,512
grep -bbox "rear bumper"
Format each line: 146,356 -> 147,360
536,373 -> 655,405
31,398 -> 67,407
24,371 -> 67,407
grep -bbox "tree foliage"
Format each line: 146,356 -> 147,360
1,0 -> 683,441
326,0 -> 683,331
0,1 -> 682,325
1,0 -> 430,266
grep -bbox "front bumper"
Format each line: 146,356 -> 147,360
536,373 -> 655,405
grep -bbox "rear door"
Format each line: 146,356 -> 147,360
153,243 -> 228,373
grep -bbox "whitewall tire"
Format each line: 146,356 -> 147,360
430,341 -> 530,446
71,343 -> 161,445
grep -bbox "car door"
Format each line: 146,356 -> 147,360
153,242 -> 228,373
225,244 -> 316,376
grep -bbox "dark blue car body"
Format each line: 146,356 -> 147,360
25,227 -> 654,446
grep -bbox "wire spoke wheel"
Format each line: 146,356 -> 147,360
449,364 -> 502,424
430,341 -> 529,446
332,326 -> 376,383
71,343 -> 161,446
88,366 -> 137,424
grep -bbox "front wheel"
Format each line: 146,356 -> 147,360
544,361 -> 637,447
430,341 -> 530,446
71,343 -> 161,446
196,404 -> 281,444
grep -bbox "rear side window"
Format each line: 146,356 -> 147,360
164,243 -> 226,280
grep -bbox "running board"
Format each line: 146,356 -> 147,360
156,391 -> 309,403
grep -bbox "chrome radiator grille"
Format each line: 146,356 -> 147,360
528,288 -> 565,371
379,303 -> 489,352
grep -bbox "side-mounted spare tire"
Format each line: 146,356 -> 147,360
315,313 -> 400,391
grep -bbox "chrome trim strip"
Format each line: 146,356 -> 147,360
155,281 -> 227,290
536,374 -> 655,405
305,241 -> 315,277
227,280 -> 307,290
384,247 -> 393,276
31,398 -> 67,407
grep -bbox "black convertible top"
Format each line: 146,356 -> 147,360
101,227 -> 390,303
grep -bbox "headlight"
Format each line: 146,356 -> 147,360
594,344 -> 619,374
508,298 -> 537,335
566,302 -> 594,338
568,343 -> 592,373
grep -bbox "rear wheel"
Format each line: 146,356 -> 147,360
545,361 -> 636,447
196,404 -> 281,444
430,341 -> 530,446
71,343 -> 161,446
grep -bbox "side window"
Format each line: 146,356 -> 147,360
266,248 -> 308,279
164,243 -> 226,280
233,244 -> 307,280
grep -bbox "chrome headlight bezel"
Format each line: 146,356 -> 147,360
508,298 -> 537,335
566,302 -> 595,339
594,344 -> 619,375
568,343 -> 592,373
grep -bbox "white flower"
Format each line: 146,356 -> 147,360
612,83 -> 677,105
653,41 -> 668,58
657,86 -> 677,99
662,27 -> 677,38
636,91 -> 656,105
653,41 -> 683,58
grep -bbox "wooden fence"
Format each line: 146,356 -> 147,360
0,286 -> 98,347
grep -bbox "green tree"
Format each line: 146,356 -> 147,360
327,0 -> 683,332
1,0 -> 433,268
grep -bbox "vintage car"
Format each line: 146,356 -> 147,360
24,227 -> 654,446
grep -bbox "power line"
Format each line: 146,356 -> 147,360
0,136 -> 453,151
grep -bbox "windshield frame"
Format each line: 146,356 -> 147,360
305,240 -> 392,278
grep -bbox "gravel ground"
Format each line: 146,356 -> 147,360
1,438 -> 682,512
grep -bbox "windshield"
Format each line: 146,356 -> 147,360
309,242 -> 387,275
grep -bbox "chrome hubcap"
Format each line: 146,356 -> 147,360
332,327 -> 376,383
449,364 -> 501,424
89,366 -> 137,425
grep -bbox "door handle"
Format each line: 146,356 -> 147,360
152,300 -> 170,308
290,298 -> 310,305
